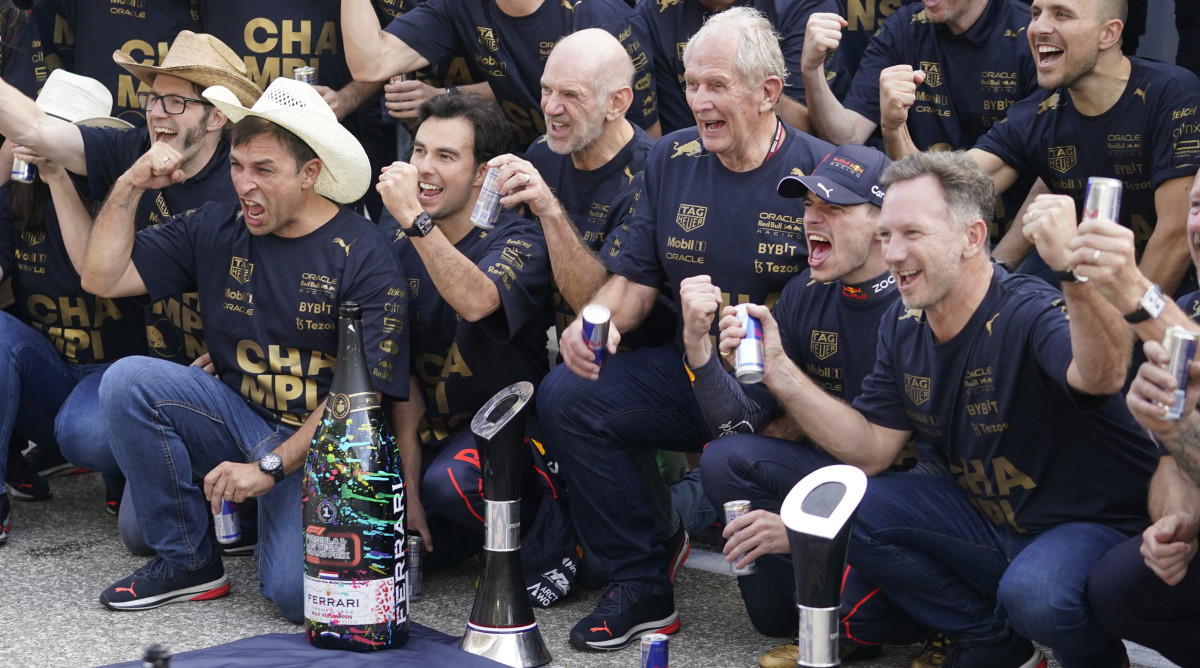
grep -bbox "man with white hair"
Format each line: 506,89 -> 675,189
537,7 -> 832,652
80,78 -> 409,621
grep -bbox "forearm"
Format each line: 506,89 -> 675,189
276,398 -> 328,476
882,122 -> 919,161
0,79 -> 86,175
46,171 -> 93,274
410,230 -> 501,322
1139,228 -> 1190,298
992,179 -> 1050,268
81,175 -> 142,296
334,80 -> 385,120
1163,416 -> 1200,488
1063,280 -> 1132,394
391,378 -> 425,503
774,96 -> 810,134
539,201 -> 608,313
341,0 -> 426,81
1148,455 -> 1200,522
801,69 -> 872,144
592,275 -> 656,334
689,353 -> 765,436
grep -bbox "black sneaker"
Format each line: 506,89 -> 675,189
100,556 -> 230,611
663,521 -> 690,583
568,584 -> 680,651
104,481 -> 122,516
5,451 -> 51,501
25,445 -> 87,478
942,634 -> 1045,668
911,632 -> 952,668
0,494 -> 9,545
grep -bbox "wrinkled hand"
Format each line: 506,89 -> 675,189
723,509 -> 791,569
680,275 -> 722,363
311,85 -> 345,119
559,312 -> 621,380
879,65 -> 924,133
1022,193 -> 1080,272
204,461 -> 274,514
1126,340 -> 1200,438
12,144 -> 64,182
801,12 -> 846,75
488,154 -> 557,217
383,78 -> 444,120
1141,512 -> 1200,586
190,352 -> 217,376
376,161 -> 423,227
718,303 -> 784,378
125,144 -> 186,191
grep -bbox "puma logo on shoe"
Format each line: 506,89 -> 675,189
589,621 -> 613,636
115,584 -> 137,597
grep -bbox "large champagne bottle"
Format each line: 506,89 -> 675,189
303,302 -> 409,651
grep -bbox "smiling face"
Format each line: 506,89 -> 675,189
1188,170 -> 1200,271
144,74 -> 215,159
802,194 -> 879,285
877,175 -> 968,311
1028,0 -> 1108,90
410,116 -> 485,223
230,133 -> 318,238
684,31 -> 770,165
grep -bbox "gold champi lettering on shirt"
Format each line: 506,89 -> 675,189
950,456 -> 1036,533
240,18 -> 338,87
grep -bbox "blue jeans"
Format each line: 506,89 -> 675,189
0,311 -> 114,489
848,472 -> 1129,667
537,345 -> 711,597
98,356 -> 303,621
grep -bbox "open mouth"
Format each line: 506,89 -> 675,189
242,199 -> 265,222
897,268 -> 921,289
153,127 -> 178,143
419,181 -> 443,202
807,233 -> 832,267
1036,44 -> 1064,68
702,120 -> 726,134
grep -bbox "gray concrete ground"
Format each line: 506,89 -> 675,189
1,473 -> 1178,667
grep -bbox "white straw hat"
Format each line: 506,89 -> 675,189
36,69 -> 132,129
203,78 -> 370,204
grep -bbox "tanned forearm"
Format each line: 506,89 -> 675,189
538,199 -> 608,313
1062,280 -> 1132,395
408,228 -> 501,322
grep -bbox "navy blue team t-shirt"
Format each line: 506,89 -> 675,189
392,212 -> 552,446
974,57 -> 1200,257
1,4 -> 48,101
384,0 -> 658,147
130,202 -> 410,429
852,269 -> 1156,534
0,188 -> 146,365
638,0 -> 839,135
603,124 -> 833,343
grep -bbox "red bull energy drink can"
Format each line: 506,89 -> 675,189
723,500 -> 757,575
292,65 -> 317,85
1162,325 -> 1199,421
734,305 -> 764,384
470,166 -> 503,230
640,633 -> 669,668
580,304 -> 610,369
1082,177 -> 1123,223
406,534 -> 423,600
214,500 -> 240,545
11,147 -> 35,184
389,74 -> 410,84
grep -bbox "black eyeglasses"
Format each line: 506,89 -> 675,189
137,92 -> 211,115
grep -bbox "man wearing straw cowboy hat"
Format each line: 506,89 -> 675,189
79,76 -> 409,621
0,29 -> 262,520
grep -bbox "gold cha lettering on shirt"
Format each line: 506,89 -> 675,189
675,204 -> 707,232
229,257 -> 254,284
904,373 -> 930,406
1047,146 -> 1077,173
810,330 -> 838,360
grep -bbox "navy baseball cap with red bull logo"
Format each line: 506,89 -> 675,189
777,144 -> 890,207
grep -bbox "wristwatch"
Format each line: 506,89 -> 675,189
403,211 -> 434,238
258,452 -> 284,484
1124,283 -> 1167,323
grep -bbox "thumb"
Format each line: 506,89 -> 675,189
912,69 -> 927,86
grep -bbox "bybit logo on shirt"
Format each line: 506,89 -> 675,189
810,330 -> 838,360
1047,146 -> 1077,173
675,204 -> 707,232
904,374 -> 930,406
919,62 -> 942,88
477,27 -> 498,52
229,257 -> 254,285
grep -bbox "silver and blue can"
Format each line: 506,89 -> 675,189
470,166 -> 503,229
389,74 -> 410,84
11,147 -> 35,184
214,500 -> 240,545
734,304 -> 764,384
580,304 -> 610,369
640,632 -> 669,668
723,499 -> 757,575
292,65 -> 317,85
1082,176 -> 1123,222
406,534 -> 423,600
1162,325 -> 1199,421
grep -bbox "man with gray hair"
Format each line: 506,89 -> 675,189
536,7 -> 832,652
719,150 -> 1155,666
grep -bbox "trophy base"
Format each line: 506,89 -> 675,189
460,621 -> 551,667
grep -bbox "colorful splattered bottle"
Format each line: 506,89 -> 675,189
303,302 -> 409,651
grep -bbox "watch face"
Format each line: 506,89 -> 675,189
261,453 -> 282,471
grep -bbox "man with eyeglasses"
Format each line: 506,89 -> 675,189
0,30 -> 261,523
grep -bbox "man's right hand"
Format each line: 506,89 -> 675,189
878,65 -> 924,134
801,13 -> 846,75
559,313 -> 620,380
679,275 -> 722,366
1127,340 -> 1200,438
124,144 -> 185,192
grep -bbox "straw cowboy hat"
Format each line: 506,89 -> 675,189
113,30 -> 261,107
203,77 -> 370,204
36,69 -> 132,129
